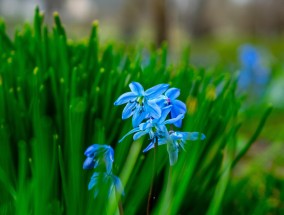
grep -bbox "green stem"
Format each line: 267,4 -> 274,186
165,166 -> 173,213
147,137 -> 158,215
118,200 -> 124,215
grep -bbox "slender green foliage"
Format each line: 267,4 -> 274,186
0,8 -> 273,215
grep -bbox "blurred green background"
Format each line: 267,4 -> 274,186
0,0 -> 284,214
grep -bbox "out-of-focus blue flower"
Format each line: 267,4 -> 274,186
88,172 -> 124,198
239,45 -> 260,69
141,49 -> 151,69
114,82 -> 169,127
83,144 -> 114,174
238,44 -> 270,97
155,88 -> 186,127
143,131 -> 206,166
119,106 -> 184,143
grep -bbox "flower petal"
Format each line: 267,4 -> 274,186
88,172 -> 100,190
173,118 -> 182,128
133,130 -> 149,140
165,88 -> 180,100
122,102 -> 136,119
113,175 -> 125,196
178,140 -> 186,151
167,142 -> 179,166
164,114 -> 184,125
157,105 -> 172,123
145,83 -> 169,99
105,148 -> 114,174
139,121 -> 153,130
158,137 -> 168,145
83,157 -> 95,169
84,144 -> 101,156
132,108 -> 147,127
152,96 -> 167,109
168,150 -> 178,166
171,100 -> 186,113
142,140 -> 155,153
129,82 -> 144,95
146,100 -> 161,119
143,137 -> 167,152
184,132 -> 206,141
171,101 -> 186,127
105,161 -> 113,174
107,146 -> 115,162
171,113 -> 183,127
114,92 -> 137,105
119,127 -> 140,143
156,124 -> 167,134
170,104 -> 179,119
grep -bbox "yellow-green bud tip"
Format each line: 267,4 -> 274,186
40,12 -> 44,19
100,68 -> 105,73
53,11 -> 59,18
33,67 -> 38,75
92,20 -> 99,27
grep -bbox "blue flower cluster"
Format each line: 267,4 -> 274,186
114,82 -> 205,166
238,44 -> 270,97
83,82 -> 205,199
83,144 -> 124,198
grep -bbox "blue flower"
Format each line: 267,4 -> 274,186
239,45 -> 260,69
114,82 -> 169,127
238,44 -> 270,96
119,106 -> 184,143
88,172 -> 124,198
155,88 -> 186,127
143,131 -> 206,166
83,144 -> 114,174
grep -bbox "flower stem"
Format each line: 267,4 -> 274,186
157,166 -> 173,214
147,137 -> 158,215
165,166 -> 173,212
118,200 -> 124,215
